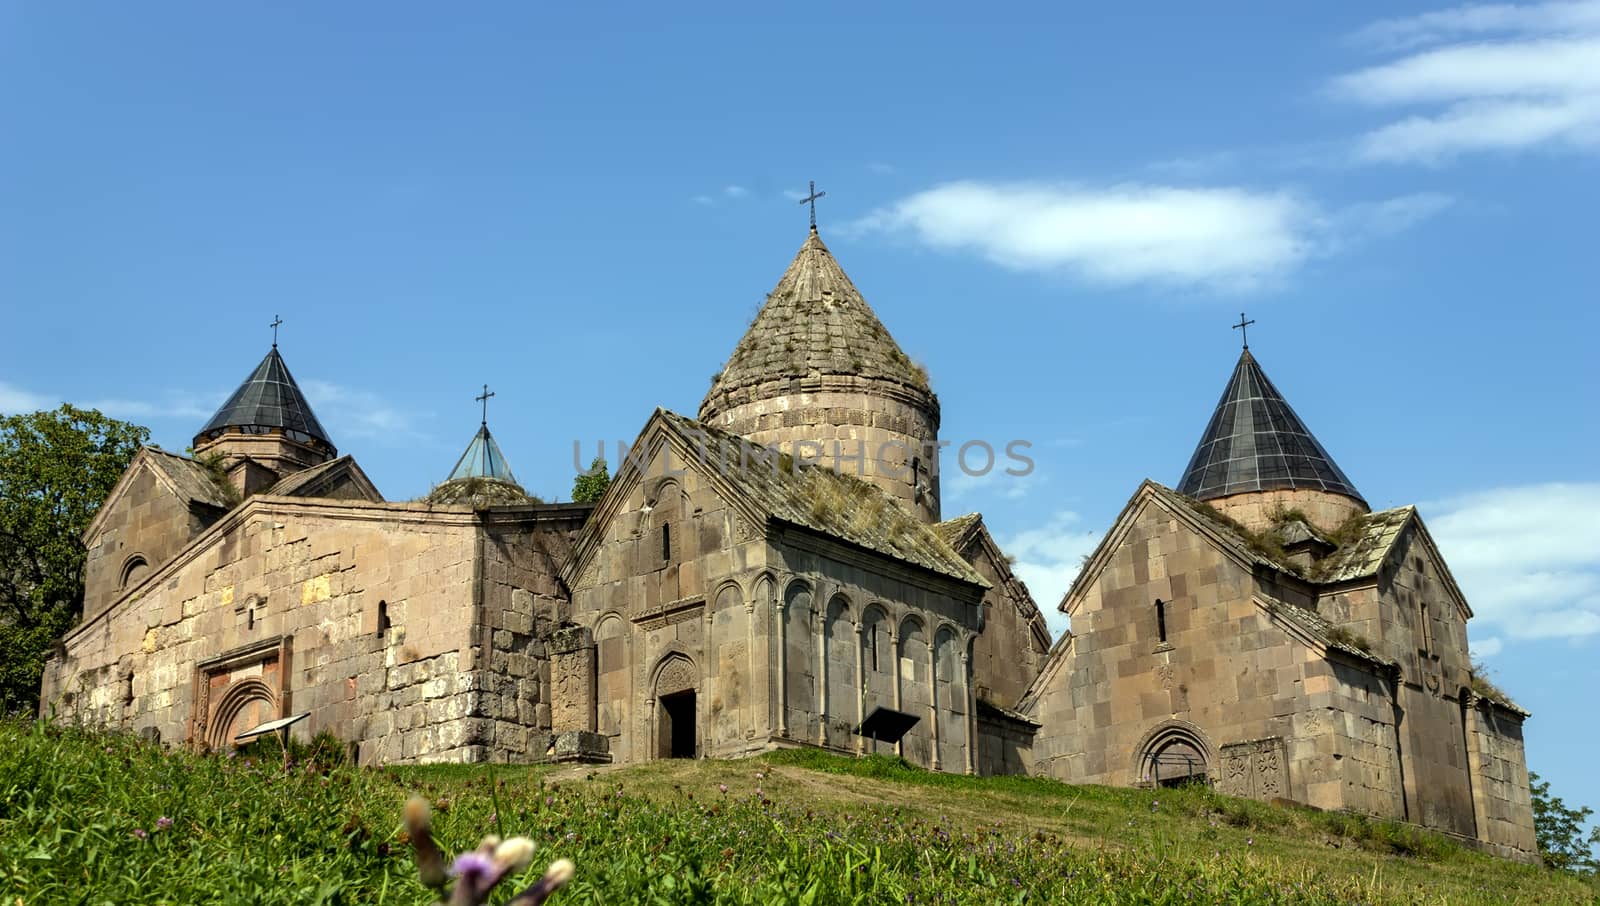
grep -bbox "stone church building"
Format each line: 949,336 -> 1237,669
40,227 -> 1534,858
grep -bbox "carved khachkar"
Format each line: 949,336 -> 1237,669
549,625 -> 595,734
1215,737 -> 1289,801
655,657 -> 696,697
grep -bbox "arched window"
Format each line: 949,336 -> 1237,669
661,523 -> 672,563
377,600 -> 390,638
119,555 -> 150,590
1155,599 -> 1168,644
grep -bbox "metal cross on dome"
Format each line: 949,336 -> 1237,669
799,180 -> 826,230
1232,312 -> 1257,350
270,315 -> 284,347
476,384 -> 495,426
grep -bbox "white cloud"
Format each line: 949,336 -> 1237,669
301,379 -> 424,442
0,381 -> 53,415
853,181 -> 1448,291
1351,1 -> 1600,51
1471,636 -> 1504,658
723,185 -> 748,199
1426,482 -> 1600,643
1001,510 -> 1102,639
1336,3 -> 1600,162
945,468 -> 1036,503
0,381 -> 214,422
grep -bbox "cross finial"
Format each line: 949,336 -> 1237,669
1232,312 -> 1256,350
475,384 -> 495,426
799,180 -> 826,231
270,315 -> 284,347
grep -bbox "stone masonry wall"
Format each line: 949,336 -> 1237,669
1025,498 -> 1398,815
702,376 -> 941,523
43,497 -> 574,766
1207,488 -> 1367,535
82,462 -> 220,622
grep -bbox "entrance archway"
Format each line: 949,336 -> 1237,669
651,654 -> 698,760
207,678 -> 277,752
1135,721 -> 1213,788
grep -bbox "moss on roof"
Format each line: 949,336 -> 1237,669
701,231 -> 931,417
657,410 -> 984,587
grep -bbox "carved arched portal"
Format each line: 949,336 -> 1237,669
651,654 -> 699,760
206,678 -> 277,752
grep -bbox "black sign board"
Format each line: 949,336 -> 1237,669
854,706 -> 920,745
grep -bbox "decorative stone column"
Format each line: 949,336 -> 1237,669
745,597 -> 758,741
815,589 -> 829,747
890,623 -> 902,758
928,638 -> 941,771
776,593 -> 789,738
853,621 -> 866,755
548,625 -> 608,763
961,643 -> 975,775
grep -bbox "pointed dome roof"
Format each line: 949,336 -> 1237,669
196,347 -> 334,451
447,424 -> 518,484
702,230 -> 930,409
1177,350 -> 1365,505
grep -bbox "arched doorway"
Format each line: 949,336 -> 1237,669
652,654 -> 698,759
207,678 -> 277,752
1136,722 -> 1213,788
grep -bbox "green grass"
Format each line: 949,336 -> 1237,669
2,721 -> 1595,904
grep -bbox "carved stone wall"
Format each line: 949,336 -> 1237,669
1216,737 -> 1289,801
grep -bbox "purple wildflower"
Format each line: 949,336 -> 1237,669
132,828 -> 147,840
450,851 -> 497,883
156,816 -> 173,831
718,783 -> 728,794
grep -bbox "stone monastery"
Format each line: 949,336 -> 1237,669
41,226 -> 1537,858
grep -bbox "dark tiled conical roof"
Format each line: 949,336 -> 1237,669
447,424 -> 518,484
1177,350 -> 1364,504
701,230 -> 930,414
196,347 -> 334,450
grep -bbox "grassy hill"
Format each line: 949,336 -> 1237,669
1,720 -> 1594,905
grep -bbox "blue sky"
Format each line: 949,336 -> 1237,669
3,2 -> 1597,825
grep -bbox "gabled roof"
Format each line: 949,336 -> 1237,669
266,456 -> 383,502
935,511 -> 1051,650
1177,350 -> 1363,505
447,424 -> 518,484
932,512 -> 983,549
700,230 -> 930,416
567,409 -> 985,588
196,347 -> 334,451
82,447 -> 233,542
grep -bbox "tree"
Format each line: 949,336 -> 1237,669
0,405 -> 148,713
571,457 -> 610,504
1530,771 -> 1600,874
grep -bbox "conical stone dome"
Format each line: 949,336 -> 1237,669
699,230 -> 942,523
1178,349 -> 1367,532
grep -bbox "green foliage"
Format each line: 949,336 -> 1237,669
1,721 -> 1592,904
193,449 -> 243,508
237,729 -> 351,771
1469,659 -> 1513,706
570,458 -> 610,505
1325,626 -> 1374,654
0,405 -> 148,714
1530,771 -> 1600,874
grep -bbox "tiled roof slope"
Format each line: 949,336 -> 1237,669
1178,350 -> 1364,505
932,512 -> 982,548
145,448 -> 233,510
701,230 -> 929,411
658,410 -> 984,586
